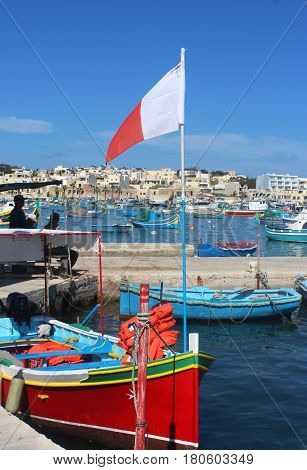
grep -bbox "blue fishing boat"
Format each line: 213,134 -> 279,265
131,209 -> 179,229
120,283 -> 301,321
265,220 -> 307,243
197,241 -> 257,257
294,275 -> 307,302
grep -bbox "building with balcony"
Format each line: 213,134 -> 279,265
256,173 -> 300,191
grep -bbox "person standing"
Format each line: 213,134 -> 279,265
44,210 -> 78,273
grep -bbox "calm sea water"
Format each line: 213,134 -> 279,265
42,207 -> 307,257
44,301 -> 307,450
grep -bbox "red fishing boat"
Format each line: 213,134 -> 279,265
225,200 -> 268,217
0,229 -> 214,450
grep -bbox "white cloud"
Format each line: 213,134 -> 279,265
139,132 -> 307,163
0,116 -> 53,134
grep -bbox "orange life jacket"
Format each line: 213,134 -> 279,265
25,342 -> 84,368
118,302 -> 179,364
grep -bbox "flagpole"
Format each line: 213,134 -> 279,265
179,47 -> 187,352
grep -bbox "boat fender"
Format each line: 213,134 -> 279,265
37,323 -> 52,337
5,370 -> 25,414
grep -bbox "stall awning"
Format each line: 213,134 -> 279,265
0,229 -> 99,263
0,180 -> 62,192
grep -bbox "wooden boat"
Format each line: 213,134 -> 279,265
265,220 -> 307,243
131,211 -> 179,229
68,209 -> 107,218
0,317 -> 213,449
198,241 -> 257,257
259,210 -> 289,224
224,209 -> 265,217
294,275 -> 307,302
225,200 -> 268,217
0,228 -> 214,450
120,283 -> 301,321
92,223 -> 132,233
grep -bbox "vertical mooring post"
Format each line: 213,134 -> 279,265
98,233 -> 104,335
256,221 -> 261,289
134,283 -> 149,450
43,237 -> 49,313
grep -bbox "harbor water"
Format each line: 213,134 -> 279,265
42,207 -> 307,257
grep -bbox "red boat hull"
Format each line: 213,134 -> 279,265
224,210 -> 264,217
2,366 -> 203,449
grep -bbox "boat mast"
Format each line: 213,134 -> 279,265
256,217 -> 261,289
98,233 -> 104,335
179,48 -> 187,351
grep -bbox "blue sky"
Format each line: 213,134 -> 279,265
0,0 -> 306,176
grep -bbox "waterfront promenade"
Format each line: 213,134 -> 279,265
0,244 -> 305,304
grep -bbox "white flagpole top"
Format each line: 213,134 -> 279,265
178,48 -> 185,127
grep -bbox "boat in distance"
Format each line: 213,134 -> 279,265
91,223 -> 133,233
131,213 -> 179,229
224,200 -> 268,217
265,220 -> 307,243
197,241 -> 257,257
120,283 -> 301,321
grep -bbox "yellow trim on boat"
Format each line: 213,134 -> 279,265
87,352 -> 197,376
0,338 -> 46,346
1,363 -> 203,388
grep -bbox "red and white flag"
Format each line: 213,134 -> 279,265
106,57 -> 185,163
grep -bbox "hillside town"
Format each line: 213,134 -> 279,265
1,163 -> 306,204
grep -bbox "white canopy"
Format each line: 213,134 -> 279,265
0,229 -> 99,263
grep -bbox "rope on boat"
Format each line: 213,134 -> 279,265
130,314 -> 176,411
256,271 -> 288,321
148,321 -> 177,356
262,291 -> 288,322
257,271 -> 270,289
229,302 -> 255,324
131,323 -> 140,411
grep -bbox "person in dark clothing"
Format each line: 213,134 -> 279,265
44,211 -> 78,273
44,211 -> 60,230
9,194 -> 36,229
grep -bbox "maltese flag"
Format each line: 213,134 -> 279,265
106,58 -> 185,163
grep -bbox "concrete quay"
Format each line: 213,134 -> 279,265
0,406 -> 61,449
81,242 -> 195,257
78,255 -> 307,299
0,273 -> 97,313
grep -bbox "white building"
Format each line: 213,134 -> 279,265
256,173 -> 300,191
